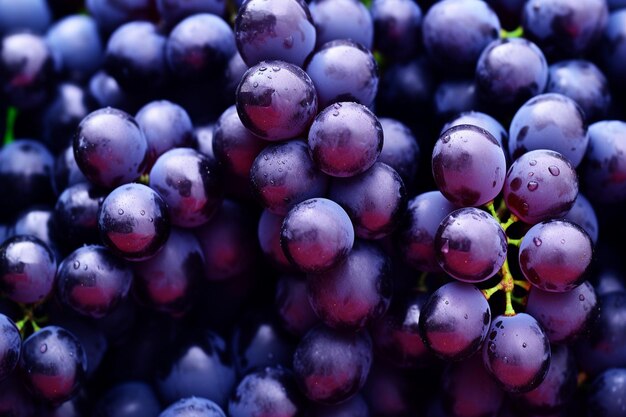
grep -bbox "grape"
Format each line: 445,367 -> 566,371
526,281 -> 598,344
0,313 -> 20,382
280,198 -> 354,273
258,210 -> 293,270
508,93 -> 589,167
432,124 -> 506,207
228,367 -> 302,417
519,220 -> 592,292
98,183 -> 170,261
92,381 -> 162,417
371,0 -> 423,62
0,235 -> 56,304
20,326 -> 87,404
0,0 -> 51,36
483,313 -> 551,393
73,108 -> 148,189
292,325 -> 372,404
159,397 -> 226,417
236,60 -> 318,141
149,148 -> 223,228
86,0 -> 158,34
435,207 -> 507,282
13,208 -> 56,250
307,240 -> 392,330
56,245 -> 133,318
441,111 -> 507,149
157,0 -> 226,28
234,0 -> 316,67
419,282 -> 491,361
328,162 -> 406,240
564,193 -> 599,245
587,368 -> 626,417
309,0 -> 373,49
275,275 -> 319,336
503,149 -> 578,225
308,102 -> 383,178
601,10 -> 626,94
378,118 -> 421,186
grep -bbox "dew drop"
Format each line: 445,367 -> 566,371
118,209 -> 124,215
548,165 -> 560,176
489,343 -> 496,352
527,181 -> 538,191
253,82 -> 259,88
560,239 -> 566,244
444,300 -> 449,305
272,66 -> 280,72
149,218 -> 154,222
529,160 -> 537,166
73,260 -> 80,269
579,294 -> 585,301
441,239 -> 450,254
522,343 -> 527,348
283,36 -> 293,48
259,66 -> 267,71
40,344 -> 47,353
464,314 -> 468,319
140,210 -> 145,216
332,112 -> 339,117
522,202 -> 529,212
533,237 -> 542,246
441,135 -> 451,144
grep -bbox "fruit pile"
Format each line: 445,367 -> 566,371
1,0 -> 626,416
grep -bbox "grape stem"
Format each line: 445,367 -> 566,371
416,271 -> 429,292
507,237 -> 522,247
138,173 -> 150,185
500,26 -> 524,39
3,106 -> 17,146
16,303 -> 46,337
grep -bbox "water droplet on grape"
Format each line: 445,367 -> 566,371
527,181 -> 538,191
140,210 -> 145,216
561,239 -> 566,244
283,36 -> 293,48
579,294 -> 585,301
118,209 -> 124,215
149,218 -> 154,222
73,261 -> 80,269
464,314 -> 468,319
489,343 -> 496,352
40,344 -> 47,353
522,343 -> 527,348
444,300 -> 449,305
548,165 -> 560,176
441,135 -> 451,143
441,239 -> 449,254
533,237 -> 542,246
529,160 -> 537,166
253,82 -> 259,88
522,202 -> 529,212
332,112 -> 339,117
272,66 -> 280,72
259,66 -> 267,71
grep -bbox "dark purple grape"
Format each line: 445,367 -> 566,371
88,70 -> 134,111
275,274 -> 319,337
0,313 -> 20,382
433,79 -> 480,121
308,102 -> 383,178
159,397 -> 226,417
482,313 -> 551,393
135,100 -> 194,168
441,111 -> 507,149
601,10 -> 626,94
236,60 -> 318,141
157,330 -> 236,408
441,354 -> 504,417
250,140 -> 328,216
0,0 -> 51,36
13,208 -> 55,250
280,198 -> 354,273
52,182 -> 106,250
0,235 -> 56,304
547,60 -> 611,122
231,313 -> 295,376
476,38 -> 548,110
503,149 -> 578,225
53,145 -> 88,195
228,367 -> 303,417
234,0 -> 316,67
329,162 -> 405,240
419,282 -> 491,361
515,344 -> 577,415
45,15 -> 103,82
258,210 -> 293,270
98,183 -> 170,261
86,0 -> 159,34
308,240 -> 392,330
422,0 -> 500,74
574,290 -> 626,375
371,292 -> 434,369
93,381 -> 162,417
157,0 -> 226,28
0,139 -> 55,220
193,124 -> 215,160
526,281 -> 598,344
104,21 -> 168,93
519,220 -> 592,292
149,148 -> 223,228
20,326 -> 87,404
587,368 -> 626,417
432,124 -> 506,207
378,118 -> 421,186
165,13 -> 235,81
292,325 -> 372,404
371,0 -> 422,62
73,108 -> 148,189
309,0 -> 373,49
0,32 -> 55,109
195,200 -> 258,281
582,120 -> 626,203
435,207 -> 507,283
395,191 -> 458,272
56,245 -> 133,318
564,193 -> 598,245
304,39 -> 378,109
522,0 -> 608,59
508,93 -> 589,167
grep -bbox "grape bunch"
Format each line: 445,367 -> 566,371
1,0 -> 626,416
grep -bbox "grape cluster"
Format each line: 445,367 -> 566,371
1,0 -> 626,416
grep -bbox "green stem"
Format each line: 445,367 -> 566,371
501,214 -> 518,231
496,198 -> 508,219
500,26 -> 524,39
514,279 -> 532,291
508,237 -> 522,247
482,283 -> 503,300
3,106 -> 17,146
484,200 -> 498,218
416,271 -> 429,292
138,173 -> 150,185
